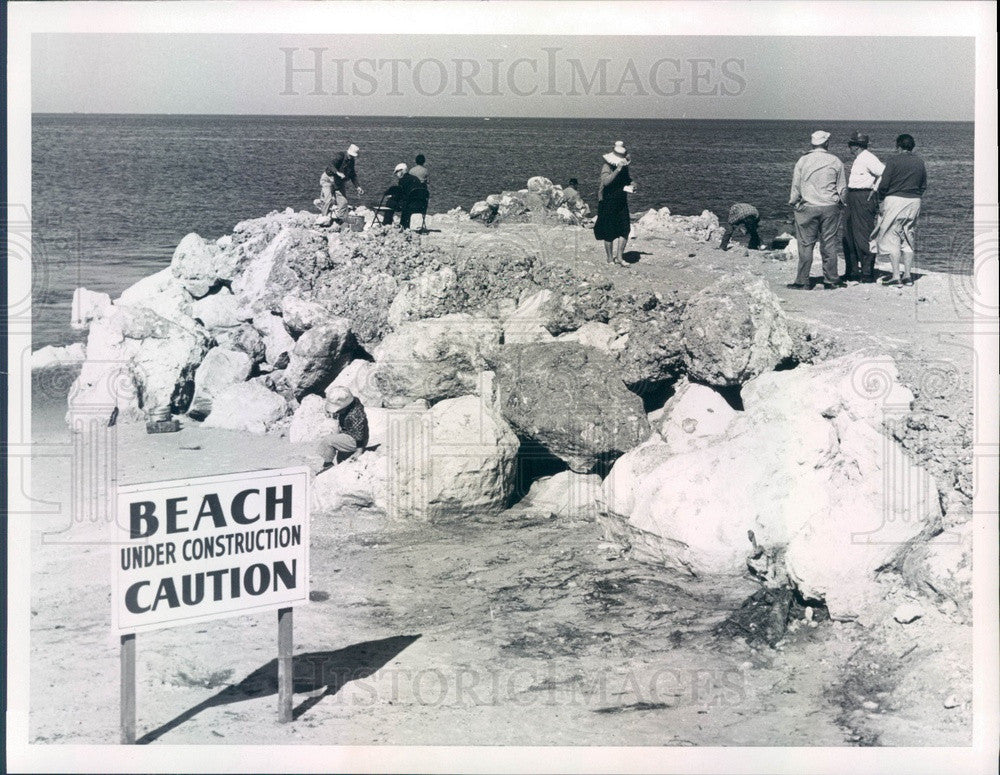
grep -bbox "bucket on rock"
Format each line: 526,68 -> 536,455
347,214 -> 365,232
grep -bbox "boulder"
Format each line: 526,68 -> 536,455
202,381 -> 288,434
326,359 -> 384,409
288,394 -> 341,444
214,323 -> 266,364
188,347 -> 253,420
680,275 -> 793,386
253,313 -> 295,368
557,321 -> 624,355
284,318 -> 356,398
503,289 -> 559,344
523,470 -> 602,519
373,313 -> 502,404
70,288 -> 112,331
493,342 -> 652,473
597,352 -> 940,620
32,343 -> 86,370
131,328 -> 210,417
67,310 -> 142,422
117,267 -> 176,305
281,295 -> 332,336
901,522 -> 972,622
190,288 -> 246,332
387,396 -> 520,520
231,225 -> 327,313
657,379 -> 738,454
312,452 -> 389,517
387,266 -> 459,328
596,436 -> 673,540
170,233 -> 227,298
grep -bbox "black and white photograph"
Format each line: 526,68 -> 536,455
4,2 -> 999,772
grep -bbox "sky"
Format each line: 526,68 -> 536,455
32,34 -> 975,121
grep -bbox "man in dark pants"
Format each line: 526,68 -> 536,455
788,130 -> 847,290
842,131 -> 885,283
719,202 -> 762,250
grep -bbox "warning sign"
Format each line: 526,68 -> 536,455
112,467 -> 310,634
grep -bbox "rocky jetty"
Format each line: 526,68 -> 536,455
48,199 -> 966,626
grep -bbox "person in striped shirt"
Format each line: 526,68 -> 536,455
719,202 -> 762,251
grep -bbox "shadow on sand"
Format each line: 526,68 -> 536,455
137,634 -> 421,743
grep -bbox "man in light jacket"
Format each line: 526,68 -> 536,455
788,130 -> 848,290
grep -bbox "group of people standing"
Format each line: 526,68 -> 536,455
786,129 -> 927,289
317,144 -> 430,231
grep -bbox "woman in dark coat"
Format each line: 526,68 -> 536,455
594,140 -> 636,266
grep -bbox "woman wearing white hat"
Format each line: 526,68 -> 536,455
379,163 -> 409,226
594,141 -> 636,266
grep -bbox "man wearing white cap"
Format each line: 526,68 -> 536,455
319,143 -> 365,225
788,130 -> 848,289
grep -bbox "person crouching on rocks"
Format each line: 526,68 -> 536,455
719,202 -> 762,251
594,141 -> 636,266
380,163 -> 408,226
318,387 -> 369,468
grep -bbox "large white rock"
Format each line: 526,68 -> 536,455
284,318 -> 356,398
312,452 -> 389,517
188,347 -> 252,420
190,288 -> 246,332
253,313 -> 295,368
32,343 -> 86,370
503,289 -> 558,344
373,314 -> 502,404
657,379 -> 738,454
327,359 -> 384,408
557,321 -> 625,355
523,470 -> 602,519
680,275 -> 793,386
901,522 -> 972,622
67,310 -> 141,422
117,267 -> 176,305
70,288 -> 112,331
288,394 -> 341,444
387,266 -> 458,328
598,352 -> 940,620
170,232 -> 228,298
387,395 -> 520,520
281,295 -> 332,336
202,381 -> 288,433
131,329 -> 209,417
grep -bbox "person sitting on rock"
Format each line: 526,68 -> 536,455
719,202 -> 762,251
400,164 -> 430,232
381,163 -> 408,226
318,387 -> 369,467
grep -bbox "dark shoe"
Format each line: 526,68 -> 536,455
786,282 -> 808,290
902,276 -> 914,286
860,276 -> 876,284
882,278 -> 901,286
823,282 -> 845,290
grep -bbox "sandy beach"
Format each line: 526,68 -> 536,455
29,210 -> 975,746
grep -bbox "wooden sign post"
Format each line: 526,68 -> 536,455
113,467 -> 310,743
120,633 -> 136,744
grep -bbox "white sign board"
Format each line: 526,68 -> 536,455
112,467 -> 310,634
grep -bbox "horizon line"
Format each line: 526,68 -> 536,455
31,111 -> 974,123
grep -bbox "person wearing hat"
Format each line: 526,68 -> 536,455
400,154 -> 430,232
787,130 -> 848,289
842,131 -> 885,283
318,143 -> 365,225
872,133 -> 927,287
318,386 -> 370,467
718,202 -> 762,251
380,162 -> 408,226
594,141 -> 636,266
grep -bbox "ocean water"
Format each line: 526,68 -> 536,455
31,114 -> 973,348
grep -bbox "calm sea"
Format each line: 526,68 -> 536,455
31,114 -> 973,348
